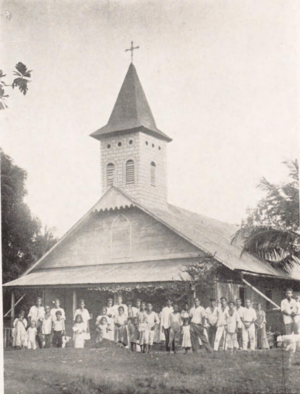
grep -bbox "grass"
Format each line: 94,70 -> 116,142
4,341 -> 300,394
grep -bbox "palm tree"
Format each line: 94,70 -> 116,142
232,160 -> 300,273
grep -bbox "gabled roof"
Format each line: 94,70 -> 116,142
4,187 -> 298,288
90,64 -> 172,142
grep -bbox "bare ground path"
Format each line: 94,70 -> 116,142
4,344 -> 300,394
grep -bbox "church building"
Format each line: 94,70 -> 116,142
4,60 -> 300,333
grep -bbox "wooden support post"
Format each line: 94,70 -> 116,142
11,291 -> 15,326
113,293 -> 117,305
72,290 -> 77,319
242,278 -> 280,309
42,290 -> 46,307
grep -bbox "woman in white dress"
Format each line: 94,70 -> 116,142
73,299 -> 91,341
12,310 -> 27,349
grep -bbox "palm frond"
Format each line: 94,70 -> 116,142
12,78 -> 29,95
14,62 -> 32,78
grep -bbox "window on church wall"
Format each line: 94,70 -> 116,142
106,163 -> 115,187
111,214 -> 131,258
150,162 -> 156,187
126,160 -> 135,185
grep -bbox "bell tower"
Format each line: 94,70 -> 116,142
90,61 -> 172,208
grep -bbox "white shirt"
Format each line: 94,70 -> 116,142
240,307 -> 256,323
205,306 -> 218,326
51,307 -> 65,321
216,306 -> 229,327
145,311 -> 159,329
41,314 -> 52,335
281,298 -> 297,325
225,310 -> 239,333
106,306 -> 115,318
27,327 -> 37,342
235,306 -> 245,328
160,306 -> 174,329
131,306 -> 140,318
190,306 -> 206,325
28,305 -> 45,322
112,304 -> 128,317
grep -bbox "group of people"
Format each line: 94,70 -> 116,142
11,289 -> 300,353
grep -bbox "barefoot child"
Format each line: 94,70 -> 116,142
27,321 -> 37,350
168,304 -> 183,354
128,317 -> 139,351
12,310 -> 27,349
72,314 -> 86,348
96,316 -> 110,343
41,306 -> 52,348
225,301 -> 239,352
114,306 -> 128,346
182,318 -> 192,354
137,302 -> 147,353
52,310 -> 65,348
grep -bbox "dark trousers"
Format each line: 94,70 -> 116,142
190,323 -> 212,353
44,334 -> 52,348
53,331 -> 63,348
207,325 -> 217,347
237,328 -> 243,349
163,328 -> 174,351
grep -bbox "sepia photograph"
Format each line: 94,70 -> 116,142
1,1 -> 299,393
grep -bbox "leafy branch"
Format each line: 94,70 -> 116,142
0,63 -> 32,110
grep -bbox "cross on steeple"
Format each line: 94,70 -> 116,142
125,41 -> 140,63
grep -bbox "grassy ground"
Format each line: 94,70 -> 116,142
4,341 -> 300,394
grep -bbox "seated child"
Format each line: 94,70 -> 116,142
52,310 -> 65,348
72,314 -> 86,348
181,318 -> 192,354
12,310 -> 27,349
128,316 -> 139,351
27,321 -> 37,350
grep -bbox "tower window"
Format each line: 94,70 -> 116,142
106,163 -> 115,187
117,142 -> 122,147
126,160 -> 135,185
107,144 -> 111,149
150,162 -> 156,187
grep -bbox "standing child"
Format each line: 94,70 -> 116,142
95,316 -> 110,343
168,304 -> 183,354
128,317 -> 139,351
225,301 -> 239,352
73,299 -> 91,342
114,306 -> 128,346
182,318 -> 192,354
52,310 -> 65,348
12,310 -> 27,349
255,303 -> 269,349
294,295 -> 300,334
41,306 -> 52,348
72,314 -> 86,348
27,321 -> 37,350
137,302 -> 147,353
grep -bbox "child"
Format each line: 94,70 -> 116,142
12,310 -> 27,349
127,302 -> 133,318
294,295 -> 300,334
145,303 -> 160,353
168,304 -> 183,354
96,316 -> 110,343
114,306 -> 128,346
52,310 -> 65,348
128,317 -> 139,351
182,318 -> 192,354
137,302 -> 147,353
73,299 -> 91,341
72,314 -> 86,348
27,321 -> 37,350
255,303 -> 269,349
266,326 -> 275,348
41,305 -> 52,348
225,301 -> 239,352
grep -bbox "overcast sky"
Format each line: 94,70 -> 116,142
1,0 -> 299,237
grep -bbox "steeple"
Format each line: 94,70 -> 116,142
90,63 -> 172,142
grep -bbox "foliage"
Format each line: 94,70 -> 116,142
1,149 -> 58,285
233,160 -> 300,272
0,62 -> 32,110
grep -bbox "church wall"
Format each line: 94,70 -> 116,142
38,207 -> 200,269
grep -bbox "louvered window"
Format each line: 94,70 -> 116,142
150,162 -> 156,187
106,163 -> 115,186
126,160 -> 135,184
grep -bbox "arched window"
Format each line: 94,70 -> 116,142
126,160 -> 135,185
106,163 -> 115,187
111,214 -> 131,258
150,162 -> 156,187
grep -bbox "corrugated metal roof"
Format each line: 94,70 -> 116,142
4,259 -> 192,287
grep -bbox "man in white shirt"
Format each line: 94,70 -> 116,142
131,299 -> 141,318
28,297 -> 45,348
235,298 -> 245,349
73,299 -> 91,341
190,298 -> 212,353
214,297 -> 229,351
205,298 -> 218,347
160,299 -> 174,352
50,299 -> 66,321
240,299 -> 256,350
281,289 -> 297,335
112,295 -> 128,317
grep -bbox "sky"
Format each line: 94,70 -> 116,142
1,0 -> 299,237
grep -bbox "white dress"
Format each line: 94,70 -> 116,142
73,322 -> 86,348
74,308 -> 91,340
182,325 -> 192,348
